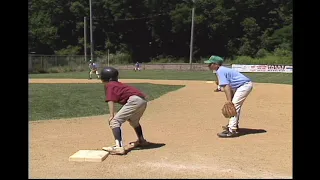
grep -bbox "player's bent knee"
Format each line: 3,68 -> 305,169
109,119 -> 122,129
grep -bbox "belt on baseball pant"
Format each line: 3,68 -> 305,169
235,81 -> 252,89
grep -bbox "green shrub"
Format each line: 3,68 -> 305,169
109,52 -> 132,64
259,55 -> 292,65
75,65 -> 86,72
255,49 -> 269,58
150,55 -> 185,63
55,46 -> 81,55
46,65 -> 87,73
273,48 -> 292,57
229,55 -> 292,65
36,68 -> 48,73
47,67 -> 60,73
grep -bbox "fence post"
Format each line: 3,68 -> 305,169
107,49 -> 110,66
29,55 -> 33,72
41,56 -> 44,69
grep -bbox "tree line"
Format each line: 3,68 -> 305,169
28,0 -> 292,62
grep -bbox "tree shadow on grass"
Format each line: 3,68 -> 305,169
237,128 -> 267,137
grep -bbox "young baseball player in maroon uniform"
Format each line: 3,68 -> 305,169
100,67 -> 149,155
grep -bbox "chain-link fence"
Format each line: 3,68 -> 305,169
28,55 -> 108,73
28,54 -> 231,73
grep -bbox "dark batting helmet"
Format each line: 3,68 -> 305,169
100,67 -> 119,82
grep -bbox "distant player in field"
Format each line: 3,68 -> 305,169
134,62 -> 141,71
88,60 -> 100,79
204,55 -> 253,138
100,67 -> 150,155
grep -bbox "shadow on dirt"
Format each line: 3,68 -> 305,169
125,142 -> 166,154
238,128 -> 267,137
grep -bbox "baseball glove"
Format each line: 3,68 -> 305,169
222,102 -> 237,118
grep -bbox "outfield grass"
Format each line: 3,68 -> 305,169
29,70 -> 292,84
29,83 -> 185,121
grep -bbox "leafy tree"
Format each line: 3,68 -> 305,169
28,0 -> 292,61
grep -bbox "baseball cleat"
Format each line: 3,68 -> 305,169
222,125 -> 239,132
214,88 -> 221,92
102,146 -> 126,155
129,139 -> 150,148
217,129 -> 239,138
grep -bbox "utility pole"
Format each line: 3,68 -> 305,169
107,49 -> 110,66
89,0 -> 94,61
189,0 -> 195,70
84,17 -> 87,62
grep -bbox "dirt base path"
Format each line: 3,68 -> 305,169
29,79 -> 292,179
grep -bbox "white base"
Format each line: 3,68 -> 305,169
69,150 -> 109,162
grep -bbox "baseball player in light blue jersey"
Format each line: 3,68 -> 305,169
204,55 -> 253,138
88,60 -> 100,79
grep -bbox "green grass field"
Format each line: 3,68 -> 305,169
29,70 -> 292,84
29,83 -> 184,121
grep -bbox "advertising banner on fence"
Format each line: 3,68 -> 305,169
231,64 -> 292,73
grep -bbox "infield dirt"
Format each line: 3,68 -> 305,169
29,79 -> 292,179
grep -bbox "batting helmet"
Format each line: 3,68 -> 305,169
100,67 -> 119,82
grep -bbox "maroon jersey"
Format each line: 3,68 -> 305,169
105,81 -> 146,105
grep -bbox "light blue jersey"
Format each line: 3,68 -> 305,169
89,63 -> 98,70
216,66 -> 251,89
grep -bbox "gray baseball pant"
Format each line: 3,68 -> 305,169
109,95 -> 147,129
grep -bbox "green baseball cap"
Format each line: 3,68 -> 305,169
204,55 -> 224,64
